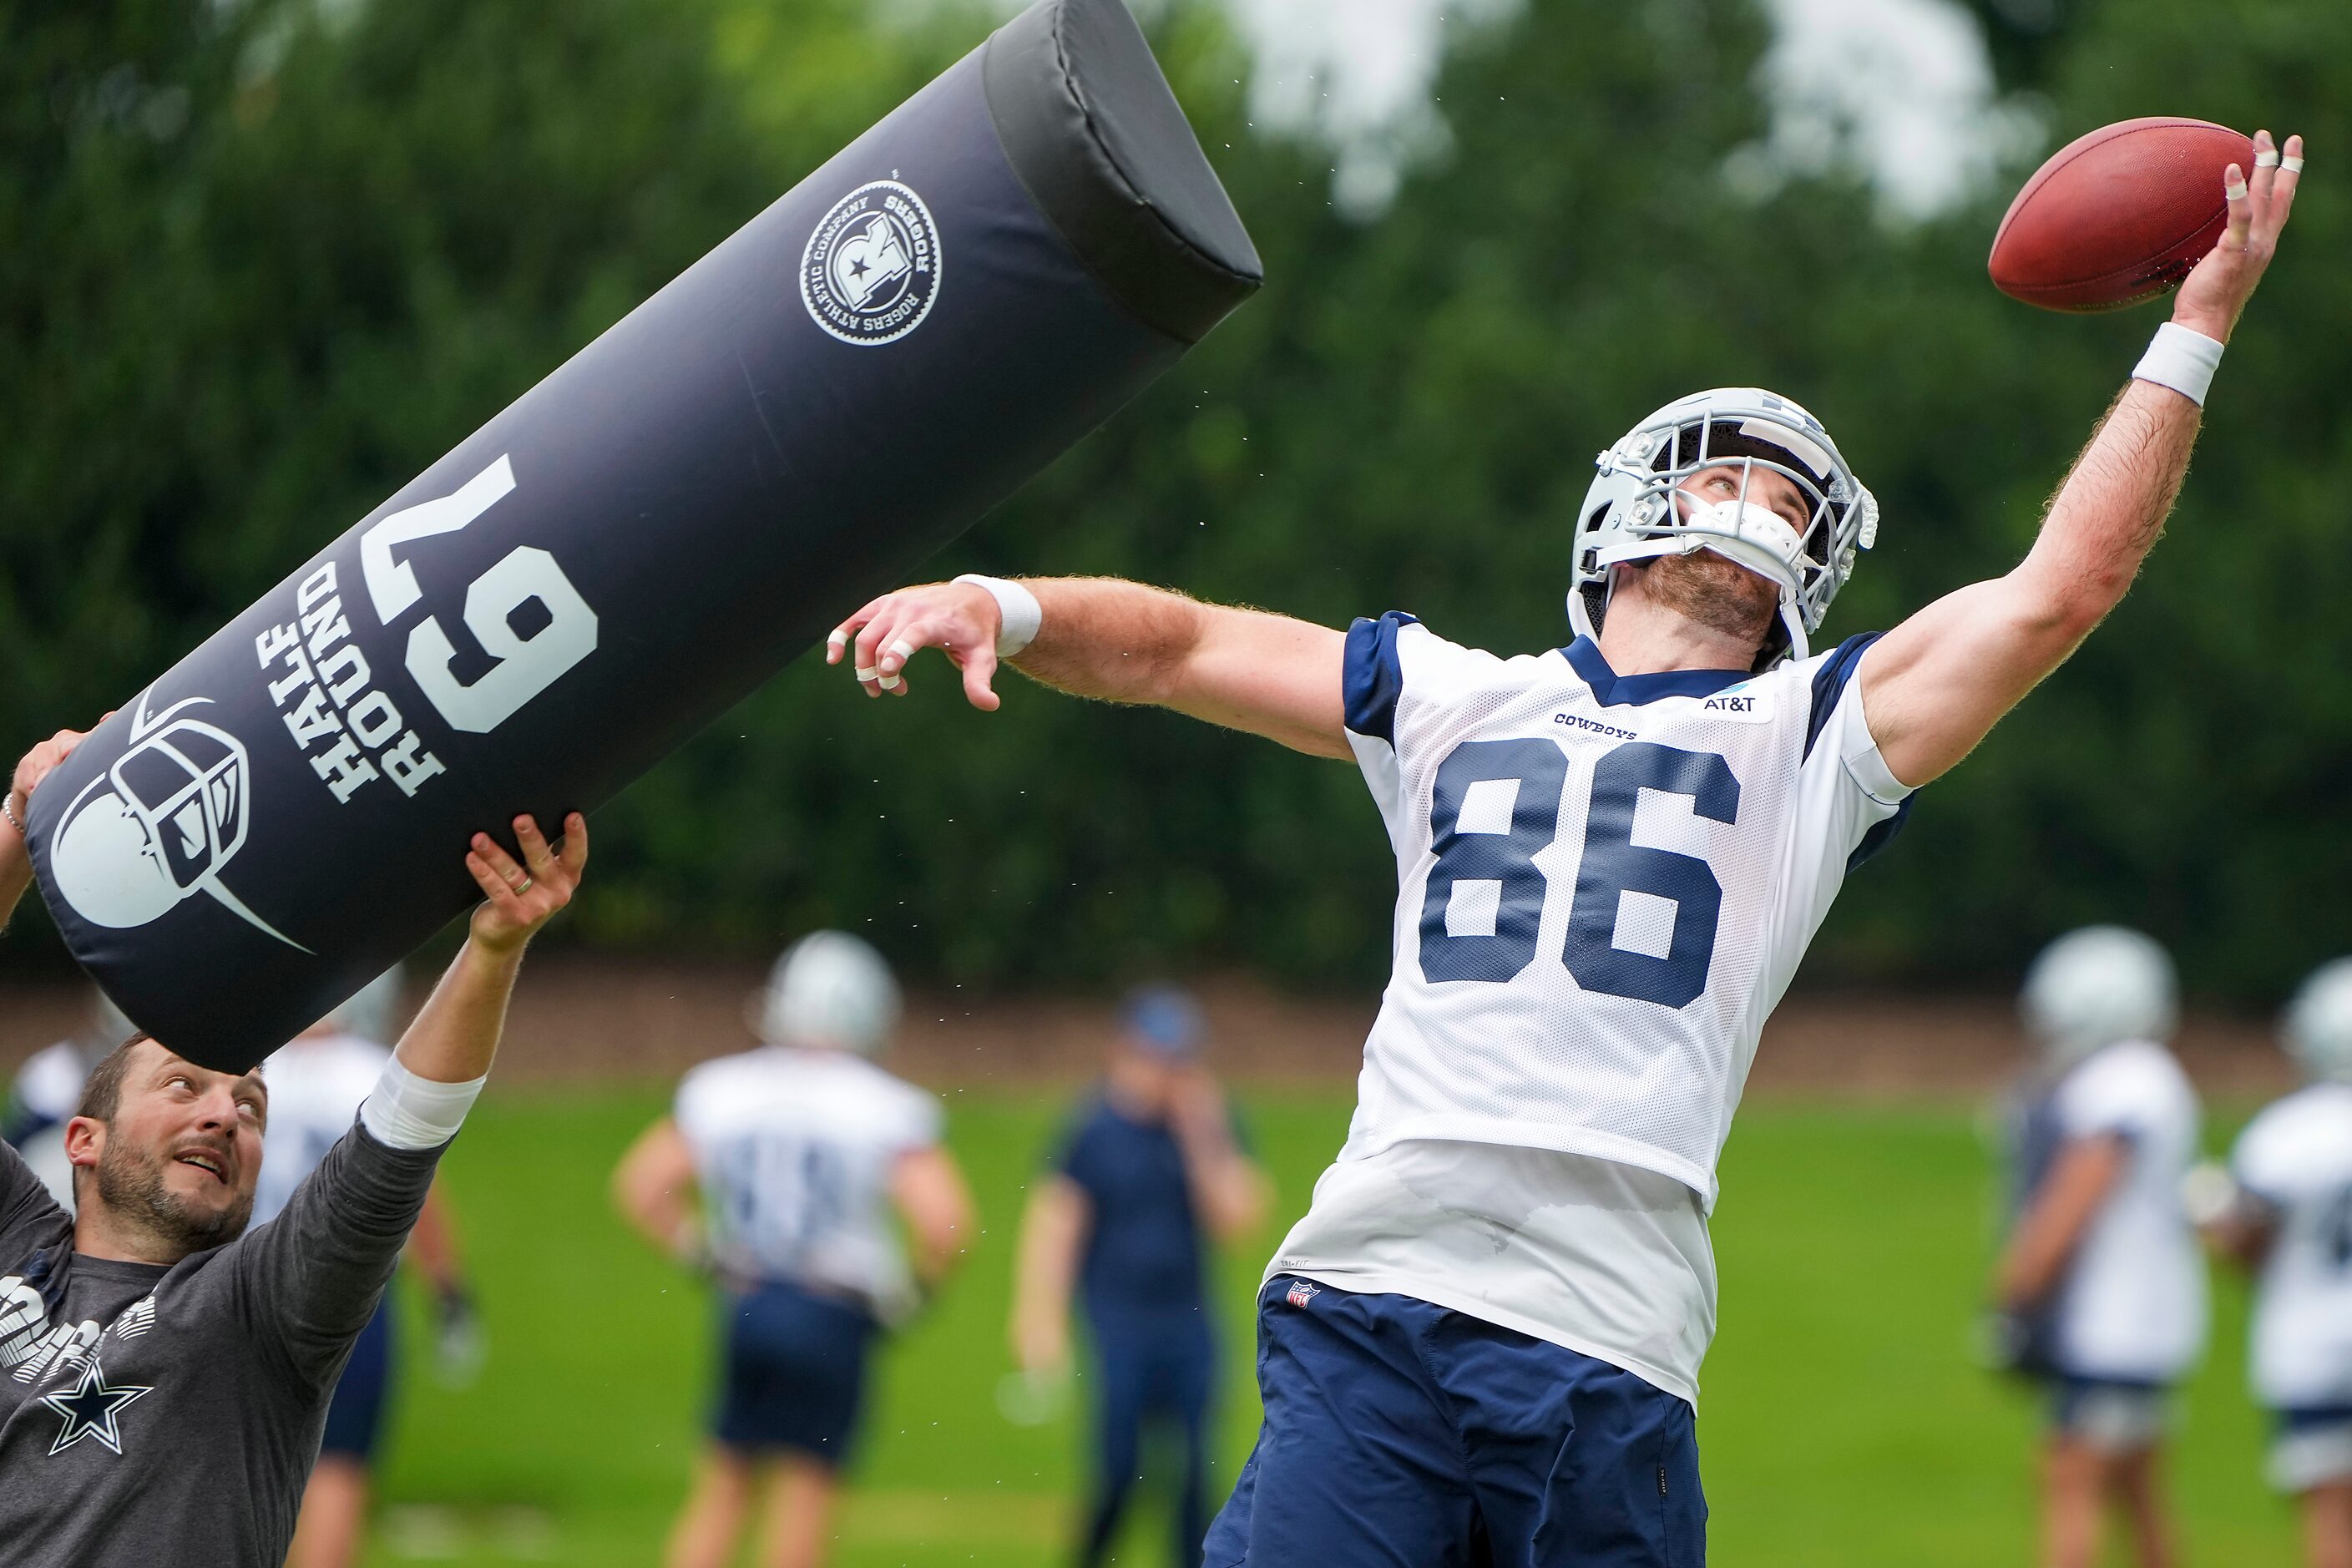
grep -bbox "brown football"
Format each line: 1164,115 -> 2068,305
1989,117 -> 2253,312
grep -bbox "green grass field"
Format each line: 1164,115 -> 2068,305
362,1089 -> 2299,1566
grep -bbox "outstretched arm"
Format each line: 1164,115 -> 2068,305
394,812 -> 588,1085
1862,131 -> 2303,787
829,577 -> 1351,760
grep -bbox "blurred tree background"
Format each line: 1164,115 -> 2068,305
3,0 -> 2344,999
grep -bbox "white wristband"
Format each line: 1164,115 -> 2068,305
2132,321 -> 2225,407
360,1055 -> 488,1150
952,574 -> 1042,658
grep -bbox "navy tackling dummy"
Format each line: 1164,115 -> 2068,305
614,932 -> 974,1568
0,724 -> 585,1568
831,138 -> 2304,1565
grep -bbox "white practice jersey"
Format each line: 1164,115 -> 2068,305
8,1042 -> 95,1209
674,1045 -> 943,1319
2232,1083 -> 2352,1409
10,1041 -> 91,1133
256,1032 -> 393,1225
1273,617 -> 1915,1403
2040,1039 -> 2208,1383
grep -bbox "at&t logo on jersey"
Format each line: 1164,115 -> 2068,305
801,180 -> 942,346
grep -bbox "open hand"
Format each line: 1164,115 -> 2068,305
827,580 -> 1005,710
2172,129 -> 2303,343
466,812 -> 587,954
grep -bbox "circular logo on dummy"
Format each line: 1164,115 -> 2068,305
801,180 -> 942,346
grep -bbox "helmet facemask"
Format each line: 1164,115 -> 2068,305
1570,391 -> 1879,670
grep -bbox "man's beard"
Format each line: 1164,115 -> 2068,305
94,1139 -> 254,1253
1638,551 -> 1779,645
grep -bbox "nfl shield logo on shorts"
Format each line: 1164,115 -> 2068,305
1285,1279 -> 1320,1309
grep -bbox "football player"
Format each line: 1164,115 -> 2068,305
2201,959 -> 2352,1568
613,932 -> 974,1568
1992,928 -> 2205,1568
256,968 -> 482,1568
827,137 -> 2302,1564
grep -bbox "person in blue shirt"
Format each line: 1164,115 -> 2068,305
1010,986 -> 1268,1567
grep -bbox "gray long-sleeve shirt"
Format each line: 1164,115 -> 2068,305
0,1118 -> 443,1565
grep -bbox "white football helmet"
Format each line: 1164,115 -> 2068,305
1569,387 -> 1880,669
755,930 -> 901,1057
2021,926 -> 2177,1069
2281,958 -> 2352,1085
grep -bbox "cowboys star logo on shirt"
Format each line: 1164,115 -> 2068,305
41,1359 -> 152,1457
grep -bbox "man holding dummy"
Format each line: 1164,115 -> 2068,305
0,723 -> 585,1567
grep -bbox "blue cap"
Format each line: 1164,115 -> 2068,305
1120,984 -> 1205,1059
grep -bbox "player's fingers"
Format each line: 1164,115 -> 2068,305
2264,134 -> 2304,235
851,603 -> 914,695
959,643 -> 1003,713
876,615 -> 963,694
471,830 -> 530,892
2220,162 -> 2252,250
513,814 -> 554,871
826,598 -> 888,666
466,850 -> 523,913
558,812 -> 589,873
2249,129 -> 2279,203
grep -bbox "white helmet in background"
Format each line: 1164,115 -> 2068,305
2021,926 -> 2177,1069
1569,387 -> 1880,670
2281,958 -> 2352,1085
756,931 -> 900,1057
325,966 -> 407,1044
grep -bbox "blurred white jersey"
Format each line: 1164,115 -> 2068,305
12,1041 -> 92,1131
1272,617 -> 1915,1404
2232,1083 -> 2352,1409
9,1041 -> 100,1209
255,1033 -> 392,1226
674,1045 -> 943,1319
2042,1039 -> 2207,1383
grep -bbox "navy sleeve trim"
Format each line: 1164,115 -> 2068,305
1803,631 -> 1885,763
1343,611 -> 1417,745
1845,793 -> 1914,873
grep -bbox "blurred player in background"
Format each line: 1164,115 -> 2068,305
834,135 -> 2299,1565
1008,985 -> 1267,1567
2198,959 -> 2352,1568
614,931 -> 974,1568
259,966 -> 482,1568
1990,927 -> 2206,1568
3,988 -> 136,1206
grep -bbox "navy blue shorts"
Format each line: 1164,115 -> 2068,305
318,1296 -> 395,1461
1204,1280 -> 1705,1568
711,1281 -> 880,1466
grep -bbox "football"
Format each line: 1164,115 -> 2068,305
1988,116 -> 2254,312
